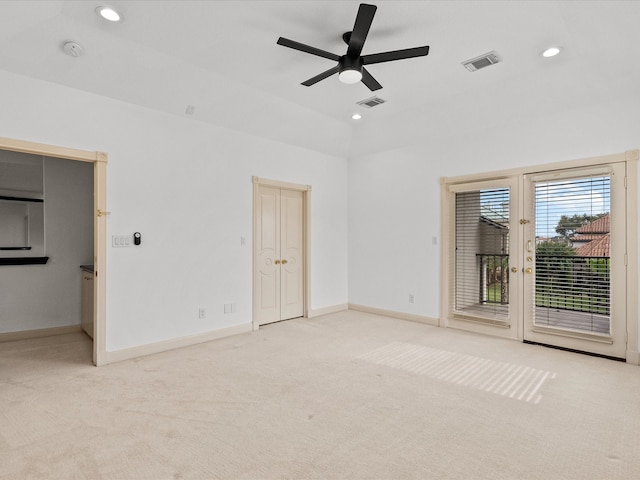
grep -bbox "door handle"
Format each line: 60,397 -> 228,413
527,240 -> 532,253
511,267 -> 517,273
281,259 -> 288,265
274,260 -> 280,265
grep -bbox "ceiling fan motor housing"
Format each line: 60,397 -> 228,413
338,55 -> 364,83
339,55 -> 363,74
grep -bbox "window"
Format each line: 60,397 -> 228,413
0,152 -> 45,260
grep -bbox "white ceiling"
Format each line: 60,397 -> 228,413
1,1 -> 639,158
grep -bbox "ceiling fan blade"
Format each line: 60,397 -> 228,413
362,45 -> 430,65
346,3 -> 377,58
301,65 -> 340,86
361,68 -> 382,91
277,37 -> 340,61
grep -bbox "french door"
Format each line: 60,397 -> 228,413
446,161 -> 628,359
522,162 -> 626,358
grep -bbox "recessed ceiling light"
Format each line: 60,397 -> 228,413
541,47 -> 561,58
96,6 -> 122,22
351,113 -> 362,120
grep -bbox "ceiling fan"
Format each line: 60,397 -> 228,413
277,3 -> 429,91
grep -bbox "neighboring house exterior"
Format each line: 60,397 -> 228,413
571,214 -> 610,257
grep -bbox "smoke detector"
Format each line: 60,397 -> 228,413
356,96 -> 386,108
462,51 -> 501,72
63,41 -> 84,58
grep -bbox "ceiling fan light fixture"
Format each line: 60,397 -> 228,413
96,6 -> 122,22
339,68 -> 363,84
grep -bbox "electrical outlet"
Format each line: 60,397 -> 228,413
409,294 -> 415,304
198,308 -> 206,319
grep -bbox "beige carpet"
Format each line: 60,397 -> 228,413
1,310 -> 639,479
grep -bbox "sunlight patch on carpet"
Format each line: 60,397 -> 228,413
359,342 -> 556,404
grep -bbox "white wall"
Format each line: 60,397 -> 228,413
349,92 -> 640,344
0,156 -> 93,333
0,70 -> 349,351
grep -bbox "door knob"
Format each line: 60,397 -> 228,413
281,259 -> 288,264
525,267 -> 533,274
511,267 -> 517,273
274,260 -> 280,265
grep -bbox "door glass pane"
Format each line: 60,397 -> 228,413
534,176 -> 611,334
454,188 -> 510,323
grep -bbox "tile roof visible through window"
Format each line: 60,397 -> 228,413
575,214 -> 610,234
572,214 -> 610,257
575,234 -> 610,257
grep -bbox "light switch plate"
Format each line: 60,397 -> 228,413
112,235 -> 132,247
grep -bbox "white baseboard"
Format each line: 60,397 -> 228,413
308,303 -> 348,318
103,323 -> 253,365
626,349 -> 640,365
0,325 -> 82,343
348,304 -> 440,327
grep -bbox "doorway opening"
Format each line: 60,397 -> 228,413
0,137 -> 107,366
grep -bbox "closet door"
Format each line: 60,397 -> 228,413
280,189 -> 304,320
255,186 -> 304,326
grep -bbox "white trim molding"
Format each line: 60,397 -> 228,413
348,304 -> 439,327
626,349 -> 640,366
308,304 -> 348,318
103,323 -> 252,365
0,325 -> 82,343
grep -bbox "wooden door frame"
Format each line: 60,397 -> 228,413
252,176 -> 311,331
0,136 -> 108,366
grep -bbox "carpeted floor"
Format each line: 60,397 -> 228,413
1,310 -> 639,479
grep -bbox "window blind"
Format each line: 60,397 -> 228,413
533,175 -> 611,335
454,188 -> 510,324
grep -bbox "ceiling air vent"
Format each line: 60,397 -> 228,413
462,51 -> 501,72
356,96 -> 386,108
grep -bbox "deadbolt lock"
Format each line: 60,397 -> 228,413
511,267 -> 518,273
